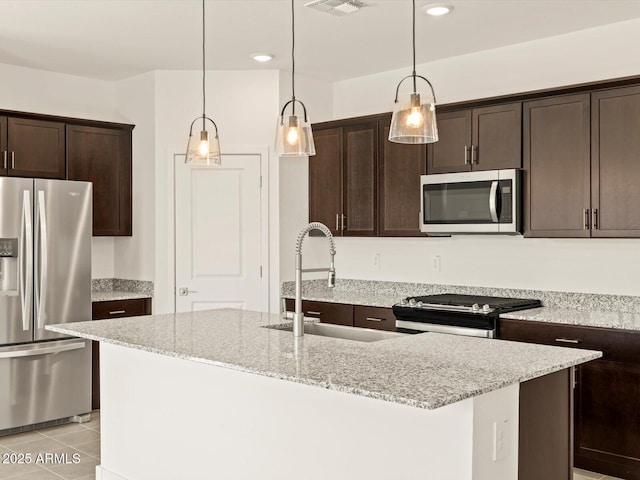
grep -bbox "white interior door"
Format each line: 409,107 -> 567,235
175,153 -> 263,312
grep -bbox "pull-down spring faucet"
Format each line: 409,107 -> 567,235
293,222 -> 336,337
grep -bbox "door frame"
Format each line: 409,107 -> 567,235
168,144 -> 270,314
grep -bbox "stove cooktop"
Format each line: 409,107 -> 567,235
395,293 -> 542,315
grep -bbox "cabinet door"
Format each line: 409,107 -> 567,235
575,360 -> 640,479
471,103 -> 522,171
378,119 -> 426,236
0,117 -> 7,176
591,86 -> 640,237
343,123 -> 377,236
7,117 -> 65,179
426,110 -> 471,174
523,94 -> 591,237
309,128 -> 343,235
66,125 -> 132,236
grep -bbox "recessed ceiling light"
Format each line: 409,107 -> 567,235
425,4 -> 453,16
251,53 -> 274,63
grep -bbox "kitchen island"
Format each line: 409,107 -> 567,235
47,309 -> 600,480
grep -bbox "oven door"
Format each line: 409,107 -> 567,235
420,169 -> 520,234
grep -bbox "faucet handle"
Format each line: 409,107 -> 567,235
327,269 -> 336,288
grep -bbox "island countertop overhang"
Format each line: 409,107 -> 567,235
46,308 -> 601,410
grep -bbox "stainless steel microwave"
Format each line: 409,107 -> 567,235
420,169 -> 521,234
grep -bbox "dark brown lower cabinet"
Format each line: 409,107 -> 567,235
283,299 -> 396,331
500,319 -> 640,480
91,298 -> 152,409
519,369 -> 573,480
283,299 -> 353,326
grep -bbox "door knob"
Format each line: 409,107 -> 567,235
178,287 -> 198,296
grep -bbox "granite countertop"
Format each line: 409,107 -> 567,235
282,279 -> 640,332
501,307 -> 640,331
47,308 -> 600,411
92,291 -> 152,302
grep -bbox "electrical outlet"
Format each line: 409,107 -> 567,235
430,255 -> 441,273
373,253 -> 381,271
493,419 -> 509,461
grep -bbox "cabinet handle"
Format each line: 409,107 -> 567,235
583,209 -> 590,230
555,338 -> 580,344
341,214 -> 346,230
592,209 -> 598,230
306,311 -> 322,316
109,310 -> 126,315
464,146 -> 470,165
336,213 -> 340,231
10,151 -> 15,170
471,145 -> 478,164
2,151 -> 6,169
365,317 -> 384,322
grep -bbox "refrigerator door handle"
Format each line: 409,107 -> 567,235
19,190 -> 33,331
35,190 -> 49,330
0,341 -> 86,359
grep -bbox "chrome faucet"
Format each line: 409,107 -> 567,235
293,222 -> 336,337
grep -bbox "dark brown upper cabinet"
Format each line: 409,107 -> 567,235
427,103 -> 522,174
309,128 -> 342,236
378,117 -> 426,236
591,85 -> 640,237
523,94 -> 591,238
0,117 -> 66,179
342,123 -> 378,236
525,86 -> 640,239
66,125 -> 133,236
310,121 -> 378,237
0,117 -> 6,176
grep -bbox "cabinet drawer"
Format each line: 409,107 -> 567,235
499,318 -> 640,364
92,298 -> 152,320
283,298 -> 353,326
354,306 -> 396,331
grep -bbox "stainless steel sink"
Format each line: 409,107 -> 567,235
265,322 -> 406,342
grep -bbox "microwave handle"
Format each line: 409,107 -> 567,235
489,181 -> 499,223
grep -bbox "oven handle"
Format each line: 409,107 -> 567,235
395,320 -> 495,338
489,181 -> 499,223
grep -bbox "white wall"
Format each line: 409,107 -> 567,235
278,71 -> 334,284
152,70 -> 280,313
113,72 -> 156,283
0,62 -> 118,279
294,18 -> 640,295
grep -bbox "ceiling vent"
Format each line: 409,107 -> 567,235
305,0 -> 366,16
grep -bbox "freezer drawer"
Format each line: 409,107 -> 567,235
0,339 -> 91,431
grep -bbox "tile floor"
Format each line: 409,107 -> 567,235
0,411 -> 100,480
0,414 -> 626,480
574,468 -> 624,480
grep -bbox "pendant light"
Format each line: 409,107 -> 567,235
185,0 -> 221,165
389,0 -> 438,144
275,0 -> 316,157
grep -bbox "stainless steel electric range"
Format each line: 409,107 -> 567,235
392,293 -> 542,338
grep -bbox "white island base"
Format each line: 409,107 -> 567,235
96,343 -> 522,480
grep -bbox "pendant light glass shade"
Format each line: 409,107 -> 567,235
389,86 -> 438,144
186,116 -> 221,165
275,0 -> 316,157
389,0 -> 438,145
275,106 -> 315,156
185,0 -> 222,165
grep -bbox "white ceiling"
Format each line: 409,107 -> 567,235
0,0 -> 639,82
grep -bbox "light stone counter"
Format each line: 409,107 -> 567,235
282,279 -> 640,332
47,308 -> 600,410
501,307 -> 640,331
91,291 -> 152,302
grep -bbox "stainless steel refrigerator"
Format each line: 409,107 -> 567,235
0,178 -> 92,432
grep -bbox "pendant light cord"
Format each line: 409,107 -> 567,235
412,0 -> 417,93
291,0 -> 296,114
202,0 -> 206,130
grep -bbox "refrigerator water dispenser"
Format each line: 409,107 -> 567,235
0,238 -> 18,294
